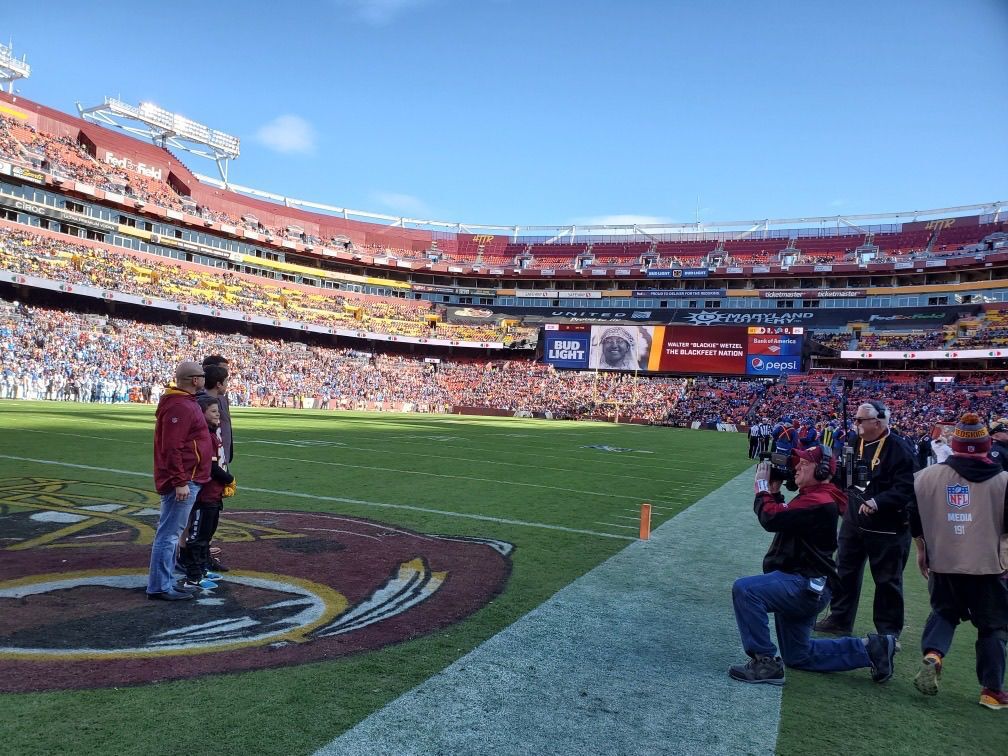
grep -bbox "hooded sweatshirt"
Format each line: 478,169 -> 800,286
196,423 -> 235,504
911,454 -> 1008,575
755,481 -> 848,581
153,388 -> 214,494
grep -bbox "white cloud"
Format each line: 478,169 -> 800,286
337,0 -> 434,25
255,115 -> 317,155
373,191 -> 430,217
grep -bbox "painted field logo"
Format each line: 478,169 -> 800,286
0,477 -> 512,692
946,484 -> 970,509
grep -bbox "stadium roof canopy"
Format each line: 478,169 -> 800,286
195,171 -> 1005,244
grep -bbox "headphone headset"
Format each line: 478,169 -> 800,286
814,445 -> 834,481
867,400 -> 890,421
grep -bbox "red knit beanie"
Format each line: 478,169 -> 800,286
950,412 -> 992,455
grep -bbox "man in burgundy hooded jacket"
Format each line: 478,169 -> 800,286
147,360 -> 214,600
729,444 -> 898,685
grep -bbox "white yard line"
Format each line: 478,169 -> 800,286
241,452 -> 683,506
0,454 -> 636,541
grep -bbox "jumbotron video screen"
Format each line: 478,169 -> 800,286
542,324 -> 803,376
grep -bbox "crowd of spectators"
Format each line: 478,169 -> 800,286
3,302 -> 1007,433
0,225 -> 532,344
856,331 -> 950,351
750,372 -> 1008,442
954,311 -> 1008,348
810,332 -> 854,351
0,302 -> 760,425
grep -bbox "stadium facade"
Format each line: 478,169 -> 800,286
1,89 -> 1007,374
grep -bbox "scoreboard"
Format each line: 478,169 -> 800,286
543,324 -> 803,376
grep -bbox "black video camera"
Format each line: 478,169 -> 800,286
757,450 -> 798,491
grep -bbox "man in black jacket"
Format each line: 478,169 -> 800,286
988,417 -> 1008,473
815,401 -> 916,638
729,445 -> 898,685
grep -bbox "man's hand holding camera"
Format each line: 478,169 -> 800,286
754,461 -> 781,495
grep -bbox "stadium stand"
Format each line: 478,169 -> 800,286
0,223 -> 534,344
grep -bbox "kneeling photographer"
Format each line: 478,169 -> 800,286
729,445 -> 898,686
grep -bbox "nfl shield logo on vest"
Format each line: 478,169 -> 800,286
946,484 -> 970,509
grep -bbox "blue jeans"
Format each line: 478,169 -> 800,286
733,571 -> 872,672
147,482 -> 201,594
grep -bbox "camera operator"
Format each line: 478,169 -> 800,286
815,401 -> 916,639
729,445 -> 898,685
909,413 -> 1008,710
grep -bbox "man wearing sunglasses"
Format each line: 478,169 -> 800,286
815,401 -> 916,639
148,360 -> 214,601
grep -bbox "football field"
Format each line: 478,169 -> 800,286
0,402 -> 1003,755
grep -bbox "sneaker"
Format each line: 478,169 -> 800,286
866,633 -> 897,683
209,557 -> 230,573
728,655 -> 785,686
175,581 -> 199,593
147,589 -> 193,601
180,579 -> 217,591
814,615 -> 853,635
913,653 -> 943,696
979,688 -> 1008,710
204,571 -> 223,581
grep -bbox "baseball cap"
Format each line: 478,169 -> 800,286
792,444 -> 837,476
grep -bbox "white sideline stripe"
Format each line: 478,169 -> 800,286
241,452 -> 681,505
316,467 -> 778,756
4,410 -> 726,478
0,454 -> 636,541
592,521 -> 639,530
13,428 -> 696,499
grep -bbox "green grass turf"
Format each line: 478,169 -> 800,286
0,402 -> 748,756
1,402 -> 1004,755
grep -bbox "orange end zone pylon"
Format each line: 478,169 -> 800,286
639,502 -> 652,540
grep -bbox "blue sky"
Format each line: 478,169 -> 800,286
4,1 -> 1007,228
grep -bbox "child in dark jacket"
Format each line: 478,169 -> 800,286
179,396 -> 235,586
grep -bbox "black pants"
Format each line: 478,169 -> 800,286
178,501 -> 223,581
827,521 -> 912,636
923,573 -> 1008,690
748,436 -> 760,458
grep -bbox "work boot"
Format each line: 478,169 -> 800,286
728,655 -> 785,686
813,615 -> 852,635
866,633 -> 897,683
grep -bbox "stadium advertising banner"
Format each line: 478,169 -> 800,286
745,326 -> 803,376
647,325 -> 747,374
645,268 -> 710,279
543,323 -> 806,376
632,289 -> 727,298
758,289 -> 866,299
543,325 -> 592,369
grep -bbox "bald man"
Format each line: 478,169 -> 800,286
148,360 -> 214,601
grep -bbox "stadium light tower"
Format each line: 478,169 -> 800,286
76,97 -> 240,184
0,42 -> 30,94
